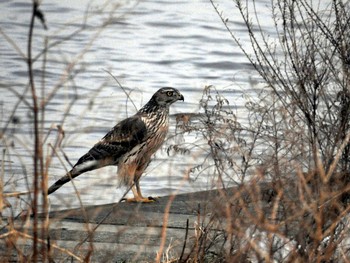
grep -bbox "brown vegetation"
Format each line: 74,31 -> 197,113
1,0 -> 350,262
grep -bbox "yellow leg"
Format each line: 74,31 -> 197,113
123,182 -> 156,203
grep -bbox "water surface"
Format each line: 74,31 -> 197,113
1,0 -> 267,211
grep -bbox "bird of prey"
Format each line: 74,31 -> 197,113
48,87 -> 184,202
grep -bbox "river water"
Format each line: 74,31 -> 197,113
0,0 -> 271,211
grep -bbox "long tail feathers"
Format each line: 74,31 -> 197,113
48,159 -> 101,195
47,170 -> 80,195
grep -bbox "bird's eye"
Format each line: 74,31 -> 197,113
166,91 -> 173,96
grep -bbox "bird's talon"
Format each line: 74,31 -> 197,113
122,197 -> 156,203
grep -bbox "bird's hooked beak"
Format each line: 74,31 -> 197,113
178,93 -> 184,101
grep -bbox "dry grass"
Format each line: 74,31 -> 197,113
2,0 -> 350,262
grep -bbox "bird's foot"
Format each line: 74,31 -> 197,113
122,196 -> 158,203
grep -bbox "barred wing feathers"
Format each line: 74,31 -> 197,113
75,115 -> 147,168
47,115 -> 147,194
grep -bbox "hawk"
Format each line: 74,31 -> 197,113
48,87 -> 184,202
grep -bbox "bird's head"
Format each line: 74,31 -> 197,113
152,87 -> 184,107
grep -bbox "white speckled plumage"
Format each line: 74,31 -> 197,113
48,87 -> 184,202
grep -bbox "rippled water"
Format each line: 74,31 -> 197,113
1,0 -> 269,211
